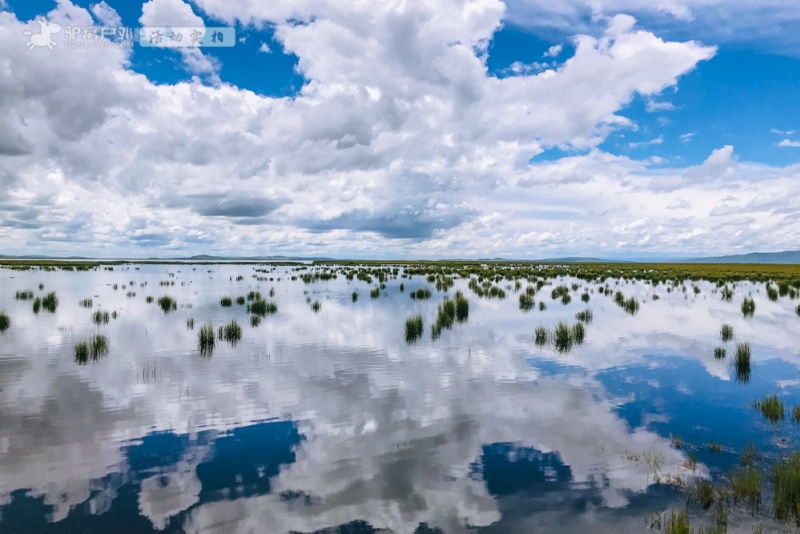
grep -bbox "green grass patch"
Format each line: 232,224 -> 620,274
158,296 -> 177,314
220,296 -> 233,307
41,292 -> 58,313
720,324 -> 734,342
0,311 -> 10,333
74,335 -> 109,364
713,347 -> 726,359
405,314 -> 424,344
198,323 -> 215,356
742,296 -> 756,317
218,319 -> 242,346
754,394 -> 784,423
773,452 -> 800,522
732,467 -> 762,508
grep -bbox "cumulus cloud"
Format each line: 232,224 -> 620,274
1,0 -> 796,259
778,139 -> 800,147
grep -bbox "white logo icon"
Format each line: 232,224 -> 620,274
24,18 -> 62,50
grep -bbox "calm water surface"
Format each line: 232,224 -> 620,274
1,264 -> 799,533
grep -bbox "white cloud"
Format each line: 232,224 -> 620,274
778,139 -> 800,147
10,0 -> 800,260
645,99 -> 675,112
680,132 -> 694,142
257,41 -> 270,53
543,43 -> 563,57
90,1 -> 121,27
628,135 -> 663,148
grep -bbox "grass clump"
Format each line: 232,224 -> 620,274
754,394 -> 784,423
519,292 -> 534,311
581,292 -> 590,303
732,467 -> 762,508
247,291 -> 262,302
767,285 -> 779,301
74,335 -> 109,364
198,323 -> 215,356
793,406 -> 800,423
405,314 -> 424,344
15,290 -> 34,300
311,300 -> 321,313
352,291 -> 359,303
218,319 -> 242,346
236,296 -> 246,305
553,322 -> 573,353
146,296 -> 154,303
92,310 -> 110,326
370,287 -> 380,299
186,318 -> 195,330
720,324 -> 734,342
454,291 -> 469,322
575,308 -> 593,323
0,311 -> 10,333
773,452 -> 800,522
32,297 -> 41,314
250,315 -> 261,327
220,296 -> 233,307
663,509 -> 691,534
571,322 -> 585,344
534,326 -> 548,346
410,288 -> 432,300
696,480 -> 715,510
158,296 -> 177,314
713,347 -> 726,359
248,299 -> 277,316
41,292 -> 58,313
742,296 -> 756,317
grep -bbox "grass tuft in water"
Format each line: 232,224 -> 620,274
250,315 -> 261,327
311,300 -> 321,313
92,310 -> 110,326
15,290 -> 34,300
713,347 -> 726,359
405,314 -> 424,344
575,308 -> 593,323
158,296 -> 177,314
370,287 -> 380,299
198,323 -> 215,356
754,394 -> 784,423
696,480 -> 714,510
720,324 -> 734,342
0,311 -> 10,333
534,326 -> 548,346
220,296 -> 233,307
663,509 -> 691,534
773,452 -> 800,522
352,291 -> 359,303
236,296 -> 246,305
74,335 -> 109,364
248,299 -> 277,316
519,293 -> 534,311
732,468 -> 762,508
553,322 -> 573,353
454,291 -> 469,322
741,296 -> 756,317
41,292 -> 58,313
32,297 -> 41,314
186,318 -> 195,330
218,319 -> 242,346
571,322 -> 585,344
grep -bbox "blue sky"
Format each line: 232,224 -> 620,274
0,0 -> 798,258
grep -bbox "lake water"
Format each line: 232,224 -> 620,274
1,264 -> 799,533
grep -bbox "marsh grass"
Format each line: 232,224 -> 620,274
663,509 -> 691,534
623,296 -> 639,315
721,286 -> 733,301
454,291 -> 469,322
534,326 -> 548,346
311,300 -> 321,313
248,299 -> 277,316
158,296 -> 177,314
519,293 -> 534,311
247,291 -> 262,302
410,288 -> 432,300
539,301 -> 546,311
714,347 -> 726,359
732,467 -> 762,508
767,285 -> 779,302
553,322 -> 573,353
796,304 -> 800,317
773,452 -> 800,522
793,406 -> 800,424
572,322 -> 585,344
352,291 -> 359,302
734,341 -> 750,382
92,310 -> 110,326
218,319 -> 242,346
146,296 -> 154,303
370,287 -> 380,299
742,297 -> 756,317
405,314 -> 424,344
754,394 -> 784,423
575,308 -> 593,323
32,297 -> 41,314
236,296 -> 246,305
581,292 -> 590,303
721,324 -> 734,342
198,323 -> 215,356
220,296 -> 233,307
696,480 -> 715,510
0,311 -> 10,333
79,298 -> 93,308
74,335 -> 109,364
15,290 -> 34,300
250,315 -> 261,327
41,292 -> 58,313
186,318 -> 195,330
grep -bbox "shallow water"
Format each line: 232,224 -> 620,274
1,264 -> 799,533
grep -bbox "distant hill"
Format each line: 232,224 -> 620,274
680,250 -> 800,264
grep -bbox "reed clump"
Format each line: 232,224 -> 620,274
311,300 -> 321,313
74,335 -> 109,364
714,347 -> 726,359
773,452 -> 800,523
0,311 -> 10,333
742,296 -> 756,317
410,288 -> 432,300
534,326 -> 548,346
720,324 -> 734,342
15,290 -> 34,300
220,296 -> 233,307
92,310 -> 110,325
754,394 -> 784,423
